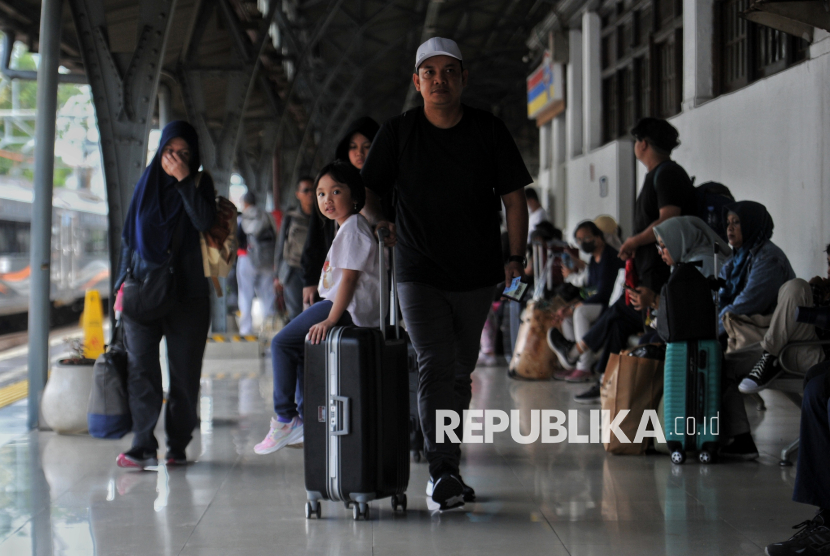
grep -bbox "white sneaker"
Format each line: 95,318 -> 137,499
254,417 -> 303,454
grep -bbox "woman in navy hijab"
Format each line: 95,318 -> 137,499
114,121 -> 217,470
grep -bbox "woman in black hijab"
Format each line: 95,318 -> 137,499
114,121 -> 216,469
299,116 -> 381,308
718,201 -> 795,334
717,200 -> 795,460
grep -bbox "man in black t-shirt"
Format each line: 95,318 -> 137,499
621,118 -> 696,310
361,37 -> 531,511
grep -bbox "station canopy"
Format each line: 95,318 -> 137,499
0,0 -> 546,192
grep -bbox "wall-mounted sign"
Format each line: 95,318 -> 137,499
527,52 -> 564,119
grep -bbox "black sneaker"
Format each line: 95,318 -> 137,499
719,432 -> 759,460
428,472 -> 465,511
739,351 -> 782,394
574,382 -> 601,404
459,476 -> 476,502
426,475 -> 475,501
546,328 -> 578,369
165,450 -> 187,466
766,511 -> 830,556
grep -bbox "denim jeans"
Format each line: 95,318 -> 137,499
398,282 -> 495,477
270,300 -> 352,421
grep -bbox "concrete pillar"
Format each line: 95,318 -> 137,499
682,0 -> 715,111
566,29 -> 583,159
27,0 -> 62,429
551,113 -> 567,227
539,121 -> 551,171
583,11 -> 602,153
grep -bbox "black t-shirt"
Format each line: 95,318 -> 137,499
361,105 -> 532,291
633,160 -> 696,291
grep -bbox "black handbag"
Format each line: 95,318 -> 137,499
87,320 -> 132,439
122,215 -> 185,324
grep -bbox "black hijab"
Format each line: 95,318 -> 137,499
720,200 -> 774,306
122,121 -> 201,264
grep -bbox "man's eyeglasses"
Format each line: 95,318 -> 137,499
299,188 -> 314,194
656,244 -> 665,255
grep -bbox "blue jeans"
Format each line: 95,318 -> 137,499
270,300 -> 352,421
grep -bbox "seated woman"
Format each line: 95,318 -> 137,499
718,200 -> 796,335
636,215 -> 731,341
737,244 -> 830,393
715,201 -> 795,459
547,220 -> 624,382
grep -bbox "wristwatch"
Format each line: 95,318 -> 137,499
507,255 -> 527,267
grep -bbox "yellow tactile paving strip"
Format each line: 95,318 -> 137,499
0,380 -> 27,409
206,335 -> 260,343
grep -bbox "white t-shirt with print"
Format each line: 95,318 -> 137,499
318,214 -> 381,328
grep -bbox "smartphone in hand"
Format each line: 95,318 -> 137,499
502,276 -> 529,302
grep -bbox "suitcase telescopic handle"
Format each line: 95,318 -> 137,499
377,227 -> 400,340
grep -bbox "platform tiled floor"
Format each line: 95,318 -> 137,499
0,361 -> 813,555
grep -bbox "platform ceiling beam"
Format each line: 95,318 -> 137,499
67,0 -> 178,317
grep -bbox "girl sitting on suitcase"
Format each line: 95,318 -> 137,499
255,160 -> 381,454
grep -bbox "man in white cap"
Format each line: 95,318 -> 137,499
361,37 -> 531,511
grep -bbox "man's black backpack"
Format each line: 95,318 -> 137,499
653,164 -> 735,242
695,181 -> 735,243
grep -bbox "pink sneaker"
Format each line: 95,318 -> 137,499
552,367 -> 573,381
254,417 -> 304,454
565,369 -> 594,383
116,452 -> 158,470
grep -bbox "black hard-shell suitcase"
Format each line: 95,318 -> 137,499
303,230 -> 410,520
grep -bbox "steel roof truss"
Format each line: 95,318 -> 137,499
67,0 -> 177,300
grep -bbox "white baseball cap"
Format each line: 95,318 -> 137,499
414,37 -> 463,72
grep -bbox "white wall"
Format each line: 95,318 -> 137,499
564,140 -> 635,241
669,47 -> 830,277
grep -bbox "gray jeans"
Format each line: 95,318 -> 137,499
398,282 -> 495,478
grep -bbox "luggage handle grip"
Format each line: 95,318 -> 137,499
377,227 -> 400,340
330,395 -> 350,436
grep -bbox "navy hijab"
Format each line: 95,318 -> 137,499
719,200 -> 774,307
122,121 -> 201,264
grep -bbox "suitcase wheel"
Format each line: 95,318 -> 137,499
670,450 -> 686,465
391,494 -> 408,512
698,450 -> 715,464
353,502 -> 370,521
305,501 -> 321,519
411,450 -> 422,463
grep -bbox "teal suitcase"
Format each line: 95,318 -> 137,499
663,340 -> 722,464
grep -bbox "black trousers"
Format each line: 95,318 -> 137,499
398,282 -> 495,478
794,362 -> 830,509
582,297 -> 644,373
123,296 -> 211,454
